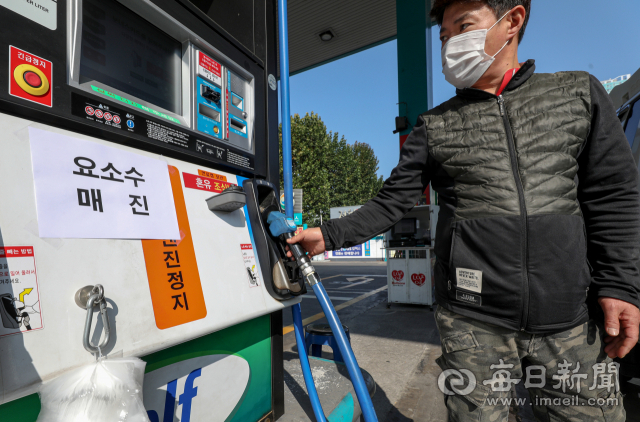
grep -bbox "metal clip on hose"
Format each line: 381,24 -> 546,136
280,231 -> 320,286
75,284 -> 111,356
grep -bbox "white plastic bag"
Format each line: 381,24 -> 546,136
37,357 -> 150,422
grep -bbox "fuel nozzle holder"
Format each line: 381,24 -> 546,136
242,179 -> 307,300
206,185 -> 246,212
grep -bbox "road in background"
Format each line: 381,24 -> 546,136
282,260 -> 388,332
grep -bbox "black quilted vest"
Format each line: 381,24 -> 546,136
425,65 -> 592,333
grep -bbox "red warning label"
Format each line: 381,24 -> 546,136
182,172 -> 235,193
9,46 -> 52,107
198,51 -> 222,86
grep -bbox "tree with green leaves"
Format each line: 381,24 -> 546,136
352,141 -> 385,204
279,112 -> 385,227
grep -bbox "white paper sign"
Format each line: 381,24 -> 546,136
29,128 -> 180,239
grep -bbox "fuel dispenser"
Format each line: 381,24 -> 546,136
0,0 -> 299,421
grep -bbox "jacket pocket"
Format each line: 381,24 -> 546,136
446,222 -> 457,300
583,221 -> 594,274
527,214 -> 591,327
447,216 -> 523,323
448,222 -> 457,270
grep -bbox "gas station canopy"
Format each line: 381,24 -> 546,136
286,0 -> 435,74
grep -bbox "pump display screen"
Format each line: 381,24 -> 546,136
79,0 -> 182,114
393,218 -> 417,236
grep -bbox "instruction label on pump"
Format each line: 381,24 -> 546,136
0,246 -> 43,337
240,244 -> 260,288
141,166 -> 207,330
197,51 -> 222,86
0,0 -> 57,30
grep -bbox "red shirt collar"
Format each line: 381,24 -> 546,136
496,68 -> 519,96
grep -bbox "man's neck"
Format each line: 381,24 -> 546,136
472,50 -> 520,95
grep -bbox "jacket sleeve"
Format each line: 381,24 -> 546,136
577,75 -> 640,308
320,116 -> 431,250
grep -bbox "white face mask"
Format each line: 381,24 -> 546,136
441,11 -> 510,89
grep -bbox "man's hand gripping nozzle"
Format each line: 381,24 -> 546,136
266,211 -> 320,286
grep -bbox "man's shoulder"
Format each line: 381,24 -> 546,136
525,70 -> 592,93
530,69 -> 590,80
420,96 -> 465,119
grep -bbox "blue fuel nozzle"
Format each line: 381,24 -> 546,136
266,211 -> 309,266
266,211 -> 297,237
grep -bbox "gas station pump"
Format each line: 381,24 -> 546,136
0,1 -> 296,421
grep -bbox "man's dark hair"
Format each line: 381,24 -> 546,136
430,0 -> 531,44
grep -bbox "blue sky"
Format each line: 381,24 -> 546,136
286,0 -> 640,179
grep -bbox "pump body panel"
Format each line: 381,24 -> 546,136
0,0 -> 293,419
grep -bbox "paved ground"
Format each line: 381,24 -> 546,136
282,259 -> 448,421
282,260 -> 388,330
281,259 -> 640,422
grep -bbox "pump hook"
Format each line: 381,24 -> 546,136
75,284 -> 111,356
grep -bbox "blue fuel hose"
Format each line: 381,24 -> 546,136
275,219 -> 377,421
292,302 -> 328,422
285,239 -> 378,422
277,1 -> 377,419
278,0 -> 293,219
311,282 -> 378,422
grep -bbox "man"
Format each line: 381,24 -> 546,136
288,0 -> 640,420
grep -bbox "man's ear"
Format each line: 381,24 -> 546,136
505,5 -> 526,42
